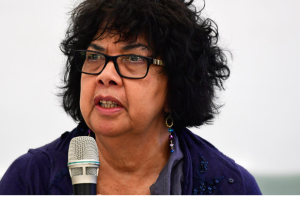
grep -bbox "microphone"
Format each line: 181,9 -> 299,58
68,136 -> 100,195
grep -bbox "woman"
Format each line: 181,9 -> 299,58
0,0 -> 261,195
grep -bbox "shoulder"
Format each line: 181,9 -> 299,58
236,164 -> 262,195
177,128 -> 262,195
0,123 -> 87,195
0,144 -> 53,194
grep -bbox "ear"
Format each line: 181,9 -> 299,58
164,101 -> 170,113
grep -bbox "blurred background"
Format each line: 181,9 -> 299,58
0,0 -> 299,195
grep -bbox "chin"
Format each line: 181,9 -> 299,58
90,120 -> 128,138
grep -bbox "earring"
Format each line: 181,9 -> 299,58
166,114 -> 174,153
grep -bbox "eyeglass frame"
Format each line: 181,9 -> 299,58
74,50 -> 165,79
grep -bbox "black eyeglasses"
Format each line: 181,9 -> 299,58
74,50 -> 165,79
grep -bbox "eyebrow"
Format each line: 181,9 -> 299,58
88,43 -> 150,52
120,43 -> 150,51
88,44 -> 105,51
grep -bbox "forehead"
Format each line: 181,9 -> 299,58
89,31 -> 151,53
93,30 -> 148,45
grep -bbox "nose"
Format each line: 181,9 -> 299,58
95,60 -> 123,86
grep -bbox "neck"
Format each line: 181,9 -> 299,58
95,123 -> 170,173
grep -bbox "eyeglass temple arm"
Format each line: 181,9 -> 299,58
153,59 -> 165,66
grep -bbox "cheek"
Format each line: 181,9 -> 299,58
125,73 -> 168,113
150,71 -> 168,103
80,76 -> 95,118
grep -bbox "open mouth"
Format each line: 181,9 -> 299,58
99,100 -> 119,108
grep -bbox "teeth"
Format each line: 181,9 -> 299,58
99,100 -> 119,108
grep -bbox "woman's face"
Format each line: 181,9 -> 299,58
80,34 -> 168,137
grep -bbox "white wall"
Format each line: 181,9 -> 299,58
1,0 -> 299,178
0,0 -> 77,178
193,0 -> 300,175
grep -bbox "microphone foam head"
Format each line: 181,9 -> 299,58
68,136 -> 99,162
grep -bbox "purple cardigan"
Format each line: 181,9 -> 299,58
0,122 -> 261,195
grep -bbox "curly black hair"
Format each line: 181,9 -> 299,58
59,0 -> 230,130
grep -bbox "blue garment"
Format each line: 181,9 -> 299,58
0,122 -> 261,195
150,131 -> 184,195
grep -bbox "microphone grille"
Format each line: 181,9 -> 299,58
68,136 -> 99,161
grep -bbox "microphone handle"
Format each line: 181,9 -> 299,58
73,183 -> 97,195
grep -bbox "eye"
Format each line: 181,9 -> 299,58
126,55 -> 145,62
87,54 -> 105,61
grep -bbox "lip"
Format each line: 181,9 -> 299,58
94,95 -> 123,107
94,95 -> 124,115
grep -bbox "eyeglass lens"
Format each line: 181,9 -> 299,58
75,51 -> 148,78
